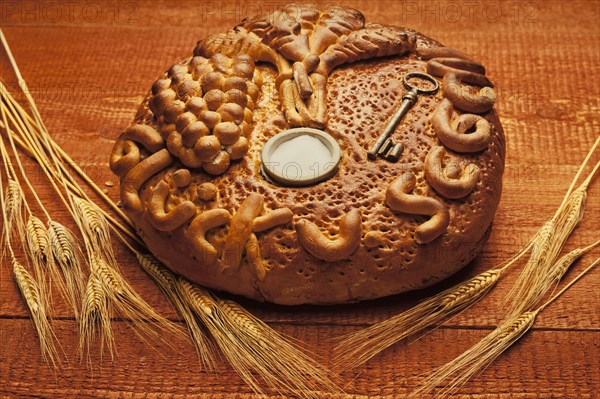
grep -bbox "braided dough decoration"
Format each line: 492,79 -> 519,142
195,4 -> 416,128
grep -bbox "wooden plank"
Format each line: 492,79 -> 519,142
0,319 -> 598,399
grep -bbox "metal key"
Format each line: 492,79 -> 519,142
368,72 -> 439,160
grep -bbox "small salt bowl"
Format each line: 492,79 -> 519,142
261,128 -> 342,187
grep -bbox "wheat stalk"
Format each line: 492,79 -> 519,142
178,278 -> 341,398
2,85 -> 183,361
504,158 -> 599,319
332,245 -> 535,371
217,298 -> 341,398
135,252 -> 215,370
522,240 -> 600,312
410,256 -> 600,398
92,253 -> 185,345
334,268 -> 505,369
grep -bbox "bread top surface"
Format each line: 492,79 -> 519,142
110,5 -> 505,305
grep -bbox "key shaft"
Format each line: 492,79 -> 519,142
368,89 -> 419,159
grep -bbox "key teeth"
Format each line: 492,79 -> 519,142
369,139 -> 403,163
385,143 -> 404,162
378,138 -> 394,156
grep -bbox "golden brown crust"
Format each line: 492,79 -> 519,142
110,5 -> 505,304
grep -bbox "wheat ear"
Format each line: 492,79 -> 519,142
504,159 -> 599,318
333,268 -> 505,369
135,252 -> 215,370
79,273 -> 114,364
73,197 -> 116,264
48,221 -> 86,319
410,257 -> 600,398
2,178 -> 24,243
217,298 -> 341,398
1,178 -> 25,262
521,240 -> 600,312
85,253 -> 185,353
12,259 -> 60,367
178,278 -> 341,398
333,237 -> 536,370
24,215 -> 54,303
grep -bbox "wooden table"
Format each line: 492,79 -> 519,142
1,1 -> 599,398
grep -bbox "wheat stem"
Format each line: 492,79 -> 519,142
0,168 -> 59,366
505,160 -> 598,319
558,134 -> 599,210
333,239 -> 533,370
0,87 -> 142,246
178,279 -> 341,398
135,252 -> 215,370
411,256 -> 599,398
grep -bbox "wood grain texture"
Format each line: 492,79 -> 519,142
1,0 -> 599,398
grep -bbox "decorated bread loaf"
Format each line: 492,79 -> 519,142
110,4 -> 505,305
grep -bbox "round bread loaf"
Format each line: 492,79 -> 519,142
110,5 -> 505,305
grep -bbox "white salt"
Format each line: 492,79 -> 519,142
269,135 -> 333,181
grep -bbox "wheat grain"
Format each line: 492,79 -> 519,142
13,259 -> 59,367
334,268 -> 503,369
